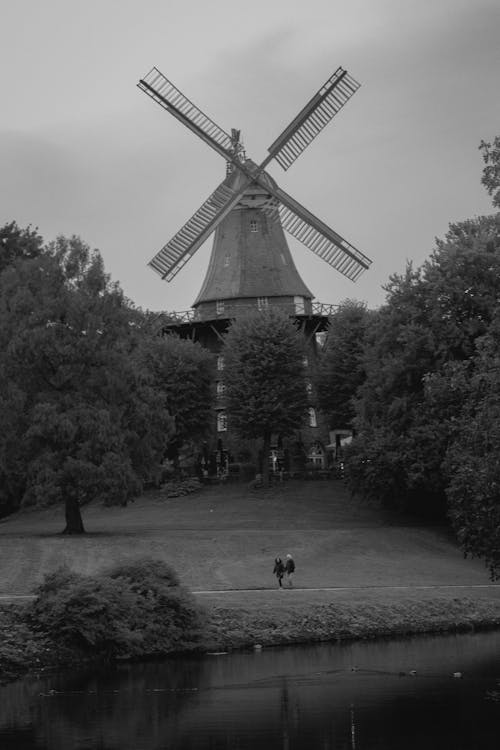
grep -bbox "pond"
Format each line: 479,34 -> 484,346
1,630 -> 499,749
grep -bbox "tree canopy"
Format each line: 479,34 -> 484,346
222,309 -> 308,485
0,221 -> 44,273
0,225 -> 213,532
480,136 -> 500,210
346,213 -> 500,518
342,137 -> 500,573
315,300 -> 371,430
425,314 -> 500,578
134,333 -> 214,465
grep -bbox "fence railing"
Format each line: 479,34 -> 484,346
150,300 -> 339,327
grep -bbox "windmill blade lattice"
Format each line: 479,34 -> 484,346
138,64 -> 372,284
261,184 -> 371,282
138,68 -> 234,161
149,181 -> 240,280
267,68 -> 360,171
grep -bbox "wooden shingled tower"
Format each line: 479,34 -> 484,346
192,164 -> 314,320
138,66 -> 372,475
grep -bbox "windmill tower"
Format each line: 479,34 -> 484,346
138,66 -> 371,475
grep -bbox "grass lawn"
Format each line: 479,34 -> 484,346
0,479 -> 497,598
1,479 -> 500,666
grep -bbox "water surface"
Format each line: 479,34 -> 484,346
1,630 -> 499,749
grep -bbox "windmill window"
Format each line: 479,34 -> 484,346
216,299 -> 225,314
308,407 -> 318,428
216,380 -> 226,395
217,355 -> 225,371
294,296 -> 305,314
250,220 -> 259,232
217,411 -> 228,432
224,255 -> 230,267
257,296 -> 269,310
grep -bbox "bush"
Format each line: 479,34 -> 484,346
161,477 -> 202,497
28,559 -> 205,658
0,605 -> 48,678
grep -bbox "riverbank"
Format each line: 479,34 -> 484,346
2,480 -> 500,684
2,590 -> 500,685
202,594 -> 500,651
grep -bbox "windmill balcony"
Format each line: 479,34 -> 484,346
152,300 -> 339,328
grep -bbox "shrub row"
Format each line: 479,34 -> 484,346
28,558 -> 205,659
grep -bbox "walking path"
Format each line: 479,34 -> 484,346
2,583 -> 500,602
193,584 -> 500,594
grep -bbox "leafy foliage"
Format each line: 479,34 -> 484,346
29,559 -> 204,656
0,227 -> 177,527
426,316 -> 500,577
480,136 -> 500,209
223,309 -> 307,437
0,221 -> 43,273
136,334 -> 214,465
223,309 -> 308,484
348,213 -> 500,517
315,300 -> 371,428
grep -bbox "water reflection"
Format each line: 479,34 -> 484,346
1,631 -> 500,749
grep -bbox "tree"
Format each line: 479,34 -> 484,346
0,221 -> 43,273
222,309 -> 308,485
134,333 -> 214,470
347,264 -> 443,513
480,136 -> 500,209
348,212 -> 500,517
425,315 -> 500,578
0,232 -> 174,532
315,300 -> 371,429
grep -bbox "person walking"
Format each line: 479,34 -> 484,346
273,556 -> 285,588
285,553 -> 295,587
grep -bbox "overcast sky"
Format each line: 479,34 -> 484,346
1,0 -> 499,313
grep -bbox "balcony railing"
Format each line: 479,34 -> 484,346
150,300 -> 339,327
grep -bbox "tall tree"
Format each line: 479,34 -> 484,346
0,232 -> 174,532
425,314 -> 500,578
222,309 -> 308,485
315,300 -> 371,430
134,333 -> 214,469
347,212 -> 500,516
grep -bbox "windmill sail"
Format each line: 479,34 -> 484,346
138,68 -> 234,161
149,181 -> 242,281
139,63 -> 372,285
267,68 -> 360,171
261,184 -> 371,282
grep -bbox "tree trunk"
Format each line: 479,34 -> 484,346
262,431 -> 271,487
62,496 -> 85,534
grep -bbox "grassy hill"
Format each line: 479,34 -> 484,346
2,479 -> 500,652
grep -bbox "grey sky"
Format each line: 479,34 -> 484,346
1,0 -> 499,312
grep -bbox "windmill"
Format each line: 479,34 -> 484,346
137,65 -> 371,475
137,65 -> 372,308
